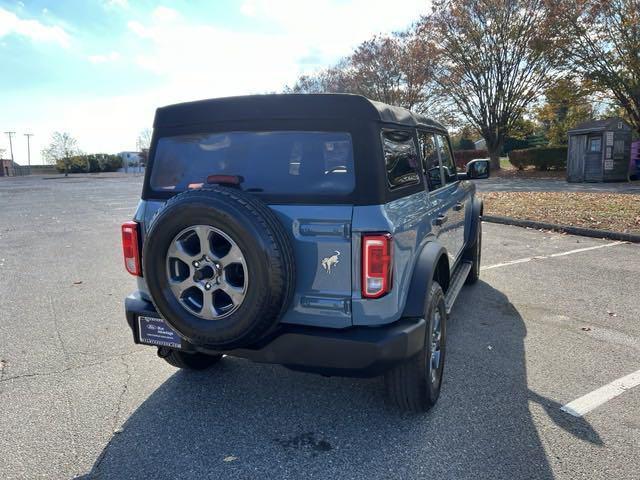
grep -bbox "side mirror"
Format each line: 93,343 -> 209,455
466,159 -> 490,179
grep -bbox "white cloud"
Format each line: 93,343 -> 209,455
0,7 -> 70,47
127,17 -> 308,96
127,20 -> 150,38
238,0 -> 429,58
240,2 -> 257,17
152,6 -> 180,22
88,51 -> 121,64
127,0 -> 430,100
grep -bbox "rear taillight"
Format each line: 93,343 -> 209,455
362,233 -> 392,299
121,221 -> 141,276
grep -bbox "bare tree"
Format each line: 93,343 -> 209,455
41,132 -> 80,175
425,0 -> 557,168
136,128 -> 152,151
551,0 -> 640,134
136,128 -> 152,166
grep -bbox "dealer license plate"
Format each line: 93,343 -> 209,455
138,316 -> 182,349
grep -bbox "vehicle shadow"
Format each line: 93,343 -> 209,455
79,281 -> 600,480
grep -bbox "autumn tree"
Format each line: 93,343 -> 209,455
451,125 -> 477,150
425,0 -> 557,168
286,29 -> 442,114
551,0 -> 640,135
41,131 -> 80,176
535,78 -> 594,144
286,60 -> 354,95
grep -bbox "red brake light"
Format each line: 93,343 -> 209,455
362,233 -> 392,298
121,221 -> 141,276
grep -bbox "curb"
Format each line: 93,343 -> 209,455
482,215 -> 640,243
41,173 -> 143,180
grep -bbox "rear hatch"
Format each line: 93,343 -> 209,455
143,130 -> 355,328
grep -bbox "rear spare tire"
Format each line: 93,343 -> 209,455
143,187 -> 295,350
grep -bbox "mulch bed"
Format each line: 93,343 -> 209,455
492,168 -> 566,179
479,191 -> 640,234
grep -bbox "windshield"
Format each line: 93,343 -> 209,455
150,131 -> 355,196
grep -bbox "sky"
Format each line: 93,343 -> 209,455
0,0 -> 429,164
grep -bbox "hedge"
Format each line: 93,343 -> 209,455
56,154 -> 122,173
453,149 -> 488,170
508,146 -> 567,171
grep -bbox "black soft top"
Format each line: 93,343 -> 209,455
154,94 -> 446,131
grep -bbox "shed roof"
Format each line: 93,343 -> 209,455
568,117 -> 630,134
153,94 -> 446,131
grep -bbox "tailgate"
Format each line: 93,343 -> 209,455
270,205 -> 353,328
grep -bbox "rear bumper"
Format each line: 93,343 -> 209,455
125,292 -> 426,377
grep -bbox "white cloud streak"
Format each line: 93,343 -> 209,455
88,51 -> 121,64
0,7 -> 70,48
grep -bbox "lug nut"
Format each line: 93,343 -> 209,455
193,261 -> 200,268
204,283 -> 211,290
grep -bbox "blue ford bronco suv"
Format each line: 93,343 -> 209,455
122,94 -> 489,412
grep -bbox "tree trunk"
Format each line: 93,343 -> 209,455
488,149 -> 501,170
485,138 -> 503,170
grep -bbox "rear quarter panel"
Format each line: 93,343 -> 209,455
351,190 -> 436,326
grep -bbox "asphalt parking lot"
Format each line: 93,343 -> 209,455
1,175 -> 639,480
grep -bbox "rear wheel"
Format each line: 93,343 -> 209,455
385,282 -> 447,412
158,347 -> 222,370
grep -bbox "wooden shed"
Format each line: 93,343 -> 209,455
567,117 -> 633,182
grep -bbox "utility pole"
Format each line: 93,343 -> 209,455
4,131 -> 15,162
24,133 -> 34,167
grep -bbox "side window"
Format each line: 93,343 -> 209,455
381,129 -> 420,189
436,134 -> 458,184
417,130 -> 444,190
588,136 -> 602,153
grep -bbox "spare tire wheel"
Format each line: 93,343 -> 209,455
142,187 -> 295,349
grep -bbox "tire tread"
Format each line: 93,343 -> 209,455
143,186 -> 295,349
385,282 -> 446,412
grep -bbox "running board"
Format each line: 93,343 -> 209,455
444,261 -> 472,314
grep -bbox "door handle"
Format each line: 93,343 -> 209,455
434,214 -> 448,226
454,202 -> 464,211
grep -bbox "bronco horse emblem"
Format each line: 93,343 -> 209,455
321,250 -> 341,274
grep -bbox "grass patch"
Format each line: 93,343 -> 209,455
499,157 -> 512,170
480,191 -> 640,234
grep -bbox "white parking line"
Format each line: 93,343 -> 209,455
482,241 -> 625,271
560,369 -> 640,417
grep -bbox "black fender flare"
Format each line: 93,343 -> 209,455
402,241 -> 449,317
467,196 -> 484,247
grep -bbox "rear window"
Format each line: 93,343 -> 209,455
150,131 -> 355,195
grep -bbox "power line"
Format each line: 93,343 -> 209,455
4,131 -> 15,162
24,133 -> 34,167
